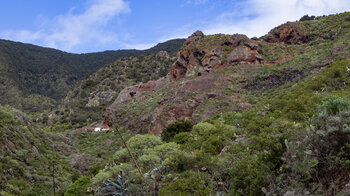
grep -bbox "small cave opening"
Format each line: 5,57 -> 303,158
129,91 -> 136,97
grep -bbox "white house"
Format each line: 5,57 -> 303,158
94,124 -> 111,132
94,127 -> 101,132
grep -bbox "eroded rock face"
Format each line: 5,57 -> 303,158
226,45 -> 262,64
263,22 -> 313,44
170,33 -> 263,81
104,31 -> 256,135
104,77 -> 170,127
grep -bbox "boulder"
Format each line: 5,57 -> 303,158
184,30 -> 204,45
227,46 -> 262,64
156,50 -> 170,58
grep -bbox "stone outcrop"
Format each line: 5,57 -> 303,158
170,32 -> 263,81
263,22 -> 313,44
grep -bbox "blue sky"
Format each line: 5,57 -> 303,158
1,0 -> 350,53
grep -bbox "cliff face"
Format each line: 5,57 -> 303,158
170,31 -> 263,81
262,22 -> 313,44
104,31 -> 262,135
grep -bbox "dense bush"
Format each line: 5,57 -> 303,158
64,176 -> 91,196
269,96 -> 350,195
159,171 -> 212,195
299,14 -> 316,21
161,119 -> 193,142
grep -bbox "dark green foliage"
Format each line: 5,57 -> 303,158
300,14 -> 316,21
159,171 -> 212,195
145,39 -> 186,56
0,38 -> 184,113
89,163 -> 105,176
161,119 -> 193,142
82,80 -> 98,89
64,176 -> 91,196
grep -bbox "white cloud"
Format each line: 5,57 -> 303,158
203,0 -> 350,37
0,0 -> 130,52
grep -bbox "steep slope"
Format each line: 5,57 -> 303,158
0,39 -> 184,112
0,105 -> 75,195
45,51 -> 176,127
104,12 -> 350,135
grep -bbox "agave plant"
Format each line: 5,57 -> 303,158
100,172 -> 128,196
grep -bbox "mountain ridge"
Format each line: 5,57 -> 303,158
0,38 -> 185,112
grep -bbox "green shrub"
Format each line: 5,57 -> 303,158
192,122 -> 216,134
201,136 -> 224,154
173,132 -> 192,144
89,163 -> 104,177
64,176 -> 91,196
159,172 -> 212,195
316,96 -> 350,116
113,149 -> 129,163
269,96 -> 350,195
126,134 -> 162,158
152,142 -> 181,160
82,80 -> 97,89
161,119 -> 193,142
311,96 -> 350,157
138,154 -> 161,171
163,151 -> 195,172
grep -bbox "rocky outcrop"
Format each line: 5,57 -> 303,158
226,45 -> 262,64
104,31 -> 259,135
263,22 -> 313,44
170,32 -> 263,81
104,77 -> 170,127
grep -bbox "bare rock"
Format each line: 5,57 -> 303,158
70,154 -> 90,175
263,22 -> 313,44
227,46 -> 262,64
184,30 -> 204,45
156,50 -> 170,58
231,34 -> 250,47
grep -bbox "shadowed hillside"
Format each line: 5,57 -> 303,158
0,38 -> 185,112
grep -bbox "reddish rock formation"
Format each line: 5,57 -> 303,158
170,32 -> 263,81
263,22 -> 313,44
226,45 -> 262,64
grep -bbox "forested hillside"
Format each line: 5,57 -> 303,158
0,39 -> 184,112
